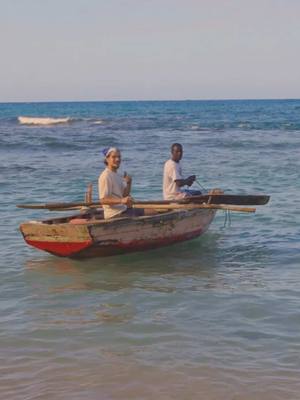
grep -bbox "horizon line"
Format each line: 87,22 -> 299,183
0,97 -> 299,105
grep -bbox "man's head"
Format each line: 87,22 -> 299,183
104,147 -> 121,170
171,143 -> 183,162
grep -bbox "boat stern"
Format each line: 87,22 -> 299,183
20,221 -> 93,257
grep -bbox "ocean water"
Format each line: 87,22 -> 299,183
0,99 -> 300,399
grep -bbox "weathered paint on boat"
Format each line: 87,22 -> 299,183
20,208 -> 216,259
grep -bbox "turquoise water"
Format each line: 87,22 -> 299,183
1,100 -> 300,399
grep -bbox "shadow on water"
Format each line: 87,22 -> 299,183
23,229 -> 271,295
20,234 -> 229,328
23,233 -> 222,289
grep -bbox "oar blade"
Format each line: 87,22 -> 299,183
17,202 -> 100,210
183,194 -> 270,205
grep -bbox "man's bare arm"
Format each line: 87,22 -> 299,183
100,196 -> 132,207
175,175 -> 196,187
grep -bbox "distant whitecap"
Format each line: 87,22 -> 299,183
18,116 -> 71,125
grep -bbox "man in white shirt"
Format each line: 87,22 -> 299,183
163,143 -> 199,200
98,147 -> 134,219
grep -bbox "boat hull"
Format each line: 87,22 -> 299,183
20,209 -> 216,259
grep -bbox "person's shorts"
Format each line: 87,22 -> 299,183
183,189 -> 202,196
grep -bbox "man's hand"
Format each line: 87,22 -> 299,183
124,173 -> 132,185
121,196 -> 133,207
185,175 -> 196,187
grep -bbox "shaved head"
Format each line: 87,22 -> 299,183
171,143 -> 183,162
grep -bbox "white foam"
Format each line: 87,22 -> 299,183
18,116 -> 71,125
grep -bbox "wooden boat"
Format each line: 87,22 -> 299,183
20,208 -> 217,259
19,192 -> 269,259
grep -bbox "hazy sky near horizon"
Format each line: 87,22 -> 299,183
1,0 -> 299,102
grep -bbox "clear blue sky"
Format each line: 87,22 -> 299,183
1,0 -> 299,102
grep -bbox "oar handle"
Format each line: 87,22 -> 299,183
16,201 -> 101,210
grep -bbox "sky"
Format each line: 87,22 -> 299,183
0,0 -> 299,102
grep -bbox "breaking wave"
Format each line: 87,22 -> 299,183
18,116 -> 72,125
17,116 -> 104,126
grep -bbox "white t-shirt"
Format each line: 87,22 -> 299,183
98,168 -> 127,219
163,159 -> 186,200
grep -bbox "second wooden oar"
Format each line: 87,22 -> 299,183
17,202 -> 255,213
25,203 -> 255,213
132,203 -> 256,213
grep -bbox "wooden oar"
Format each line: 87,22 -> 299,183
17,199 -> 196,209
17,200 -> 177,210
16,194 -> 269,210
180,194 -> 270,205
17,201 -> 100,210
132,203 -> 256,213
17,202 -> 255,213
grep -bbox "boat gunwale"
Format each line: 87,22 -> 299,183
34,208 -> 212,227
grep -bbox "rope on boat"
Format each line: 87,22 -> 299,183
195,179 -> 208,193
223,209 -> 232,228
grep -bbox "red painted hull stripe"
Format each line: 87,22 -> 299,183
26,239 -> 92,256
25,227 -> 206,257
